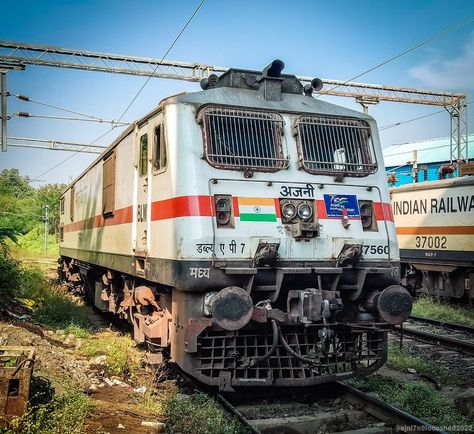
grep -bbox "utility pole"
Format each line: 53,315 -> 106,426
1,72 -> 6,152
0,63 -> 24,152
43,204 -> 49,253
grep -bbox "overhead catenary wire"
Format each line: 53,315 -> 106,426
32,128 -> 119,181
9,93 -> 104,121
315,16 -> 474,99
9,136 -> 106,148
379,100 -> 472,131
31,0 -> 206,181
13,112 -> 130,126
116,0 -> 206,124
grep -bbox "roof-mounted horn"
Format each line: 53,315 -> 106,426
304,78 -> 324,96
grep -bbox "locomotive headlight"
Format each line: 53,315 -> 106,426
282,203 -> 296,220
297,203 -> 312,221
215,196 -> 232,227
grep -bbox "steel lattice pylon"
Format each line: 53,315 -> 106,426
447,98 -> 469,164
0,40 -> 469,164
8,137 -> 106,154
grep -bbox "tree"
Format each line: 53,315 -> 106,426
0,169 -> 34,198
36,183 -> 67,235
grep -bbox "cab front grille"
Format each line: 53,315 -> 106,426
196,326 -> 386,384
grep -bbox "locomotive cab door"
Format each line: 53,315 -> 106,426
133,123 -> 151,260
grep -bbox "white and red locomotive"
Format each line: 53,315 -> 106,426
59,61 -> 411,390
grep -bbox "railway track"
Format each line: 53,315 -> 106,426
216,382 -> 444,434
409,315 -> 474,334
394,316 -> 474,356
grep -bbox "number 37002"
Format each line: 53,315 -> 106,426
415,236 -> 447,249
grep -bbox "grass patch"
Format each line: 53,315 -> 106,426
80,333 -> 142,376
64,323 -> 91,339
16,227 -> 59,257
163,392 -> 246,434
388,342 -> 455,384
20,268 -> 92,331
352,375 -> 472,432
2,387 -> 91,434
412,297 -> 474,327
7,262 -> 90,332
0,257 -> 93,333
32,286 -> 91,331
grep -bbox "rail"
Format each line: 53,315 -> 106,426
214,382 -> 444,434
395,324 -> 474,355
409,315 -> 474,334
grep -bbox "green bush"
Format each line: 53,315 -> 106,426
2,387 -> 90,434
17,227 -> 59,256
0,256 -> 22,300
31,286 -> 91,330
0,257 -> 92,332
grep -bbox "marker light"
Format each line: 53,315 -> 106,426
215,197 -> 231,226
360,202 -> 373,229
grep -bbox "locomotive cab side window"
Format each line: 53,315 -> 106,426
139,134 -> 148,177
295,115 -> 377,177
102,152 -> 116,216
152,124 -> 167,172
200,106 -> 288,172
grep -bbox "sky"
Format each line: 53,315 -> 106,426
1,0 -> 474,185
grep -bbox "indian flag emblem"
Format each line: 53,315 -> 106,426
238,197 -> 277,222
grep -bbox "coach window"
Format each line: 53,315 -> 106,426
139,134 -> 148,177
152,124 -> 167,173
102,152 -> 116,216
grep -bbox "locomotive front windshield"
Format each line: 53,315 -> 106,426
202,106 -> 288,171
202,106 -> 377,176
296,115 -> 377,176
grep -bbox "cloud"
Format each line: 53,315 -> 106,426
409,32 -> 474,90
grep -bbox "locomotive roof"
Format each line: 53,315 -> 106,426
64,87 -> 375,192
163,87 -> 374,121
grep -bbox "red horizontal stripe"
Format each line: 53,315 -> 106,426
63,206 -> 133,233
62,196 -> 394,232
374,202 -> 394,222
151,195 -> 213,220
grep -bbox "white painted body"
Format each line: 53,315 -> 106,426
60,97 -> 398,271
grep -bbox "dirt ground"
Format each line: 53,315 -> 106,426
0,321 -> 171,433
